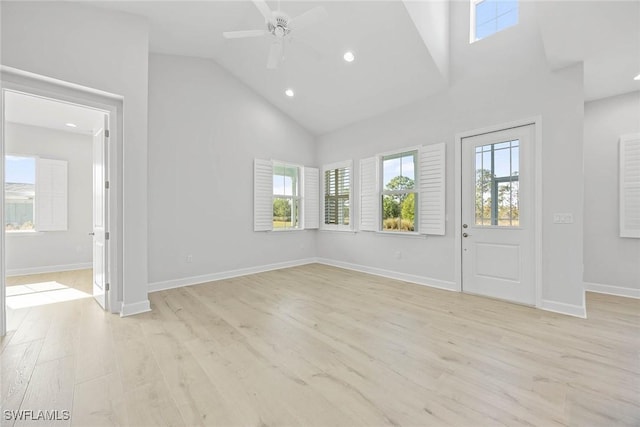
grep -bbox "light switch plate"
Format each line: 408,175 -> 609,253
553,213 -> 574,224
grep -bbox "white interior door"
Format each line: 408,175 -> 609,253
461,124 -> 535,305
92,115 -> 108,310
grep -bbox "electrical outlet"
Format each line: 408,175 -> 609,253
395,251 -> 402,259
186,254 -> 193,263
553,213 -> 574,224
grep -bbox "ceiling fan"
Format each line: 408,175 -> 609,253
223,0 -> 328,69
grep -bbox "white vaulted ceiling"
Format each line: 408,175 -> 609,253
90,0 -> 639,135
93,0 -> 447,135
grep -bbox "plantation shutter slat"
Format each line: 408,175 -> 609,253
254,159 -> 273,231
360,157 -> 378,231
304,167 -> 319,229
419,143 -> 446,235
620,133 -> 640,238
36,158 -> 68,231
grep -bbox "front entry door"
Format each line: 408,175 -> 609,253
92,115 -> 108,310
461,124 -> 535,305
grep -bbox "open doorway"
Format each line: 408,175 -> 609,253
3,90 -> 110,319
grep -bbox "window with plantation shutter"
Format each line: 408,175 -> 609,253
322,161 -> 352,231
254,159 -> 273,231
304,167 -> 319,229
620,133 -> 640,238
36,158 -> 68,232
254,158 -> 319,232
360,157 -> 378,231
419,142 -> 446,235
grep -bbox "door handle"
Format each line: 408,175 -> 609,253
89,232 -> 95,236
462,233 -> 470,238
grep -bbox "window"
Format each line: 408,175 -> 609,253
5,155 -> 35,231
470,0 -> 518,43
253,159 -> 319,232
620,133 -> 640,238
475,140 -> 519,226
381,151 -> 418,232
322,161 -> 351,230
273,163 -> 301,230
4,155 -> 68,233
360,143 -> 445,235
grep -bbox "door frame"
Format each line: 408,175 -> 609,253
454,116 -> 543,308
0,66 -> 123,335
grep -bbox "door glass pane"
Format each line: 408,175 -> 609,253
474,140 -> 520,227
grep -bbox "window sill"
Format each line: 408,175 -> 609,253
320,227 -> 355,234
6,230 -> 43,236
375,231 -> 426,239
271,228 -> 305,232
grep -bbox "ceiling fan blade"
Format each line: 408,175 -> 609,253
266,41 -> 283,69
288,6 -> 328,31
252,0 -> 275,25
222,30 -> 266,39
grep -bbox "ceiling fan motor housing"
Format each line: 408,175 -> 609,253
268,12 -> 291,37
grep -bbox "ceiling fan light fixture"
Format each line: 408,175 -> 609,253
343,51 -> 355,63
285,89 -> 295,97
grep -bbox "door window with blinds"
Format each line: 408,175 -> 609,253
322,161 -> 352,230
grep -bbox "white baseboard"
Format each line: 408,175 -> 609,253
6,262 -> 92,277
148,258 -> 318,293
315,257 -> 458,292
540,299 -> 586,318
584,282 -> 640,299
120,300 -> 151,317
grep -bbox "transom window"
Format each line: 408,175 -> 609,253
323,162 -> 351,229
475,140 -> 520,226
470,0 -> 519,43
272,163 -> 300,230
381,151 -> 417,232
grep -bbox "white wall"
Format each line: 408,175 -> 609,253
147,54 -> 317,287
5,123 -> 92,274
1,1 -> 150,312
316,1 -> 586,312
584,91 -> 640,293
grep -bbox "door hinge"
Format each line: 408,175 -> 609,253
105,232 -> 110,240
105,129 -> 110,138
105,283 -> 110,291
105,181 -> 110,189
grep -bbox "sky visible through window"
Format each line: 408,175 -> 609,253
383,155 -> 414,187
475,0 -> 518,41
6,156 -> 35,184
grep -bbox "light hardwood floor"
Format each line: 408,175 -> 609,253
1,264 -> 639,426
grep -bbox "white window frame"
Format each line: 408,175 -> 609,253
359,143 -> 446,236
379,149 -> 420,234
469,0 -> 519,44
254,158 -> 319,232
321,160 -> 353,232
272,161 -> 302,232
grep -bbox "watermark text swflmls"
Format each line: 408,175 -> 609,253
4,410 -> 71,421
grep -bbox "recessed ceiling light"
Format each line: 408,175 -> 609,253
343,51 -> 355,63
634,74 -> 640,81
65,123 -> 77,128
285,89 -> 295,97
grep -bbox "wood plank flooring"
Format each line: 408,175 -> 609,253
1,264 -> 639,426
